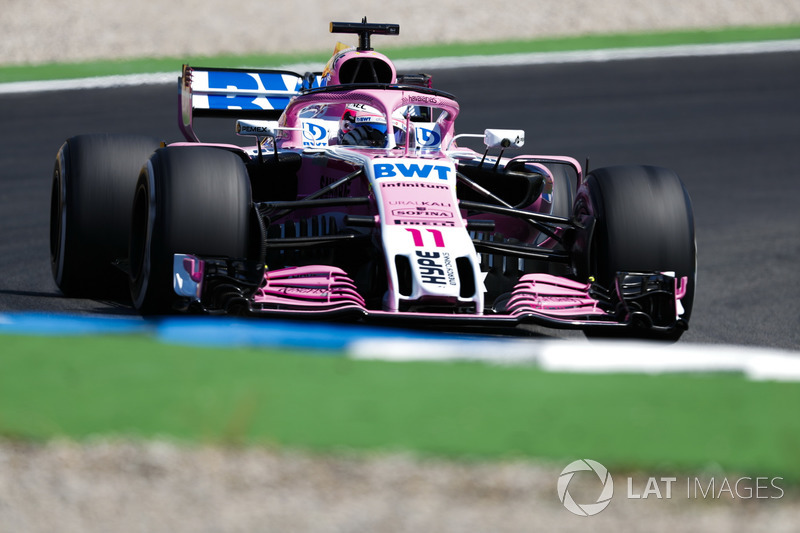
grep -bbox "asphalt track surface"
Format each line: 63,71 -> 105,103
1,51 -> 798,350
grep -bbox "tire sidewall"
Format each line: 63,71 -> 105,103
50,144 -> 69,288
129,160 -> 159,312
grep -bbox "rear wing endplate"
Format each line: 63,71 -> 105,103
179,64 -> 322,142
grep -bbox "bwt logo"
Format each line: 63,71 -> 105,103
303,122 -> 328,146
205,71 -> 293,110
415,127 -> 441,147
374,163 -> 452,180
557,459 -> 614,517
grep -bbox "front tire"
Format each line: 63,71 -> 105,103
576,165 -> 696,340
129,146 -> 252,314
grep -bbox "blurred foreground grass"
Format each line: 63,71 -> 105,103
1,334 -> 799,481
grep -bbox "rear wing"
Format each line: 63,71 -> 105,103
179,64 -> 322,142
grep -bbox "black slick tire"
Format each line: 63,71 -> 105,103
129,146 -> 252,314
50,134 -> 161,297
576,165 -> 696,340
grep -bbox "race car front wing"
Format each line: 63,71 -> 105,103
173,254 -> 689,334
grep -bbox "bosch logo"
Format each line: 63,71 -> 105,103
557,460 -> 614,517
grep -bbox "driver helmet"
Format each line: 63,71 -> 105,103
338,105 -> 411,148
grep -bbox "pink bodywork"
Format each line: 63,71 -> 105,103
171,50 -> 688,331
254,265 -> 366,310
507,274 -> 607,317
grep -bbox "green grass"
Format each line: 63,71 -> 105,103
2,25 -> 799,84
2,334 -> 799,480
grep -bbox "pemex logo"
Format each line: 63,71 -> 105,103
557,459 -> 614,516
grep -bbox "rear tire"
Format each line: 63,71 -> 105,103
576,165 -> 696,340
50,134 -> 161,297
129,146 -> 252,314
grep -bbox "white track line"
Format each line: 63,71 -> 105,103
0,72 -> 177,95
349,339 -> 800,382
392,39 -> 800,70
2,39 -> 799,95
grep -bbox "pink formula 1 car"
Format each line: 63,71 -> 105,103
50,19 -> 696,340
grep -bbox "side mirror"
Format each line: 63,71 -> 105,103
484,129 -> 525,149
